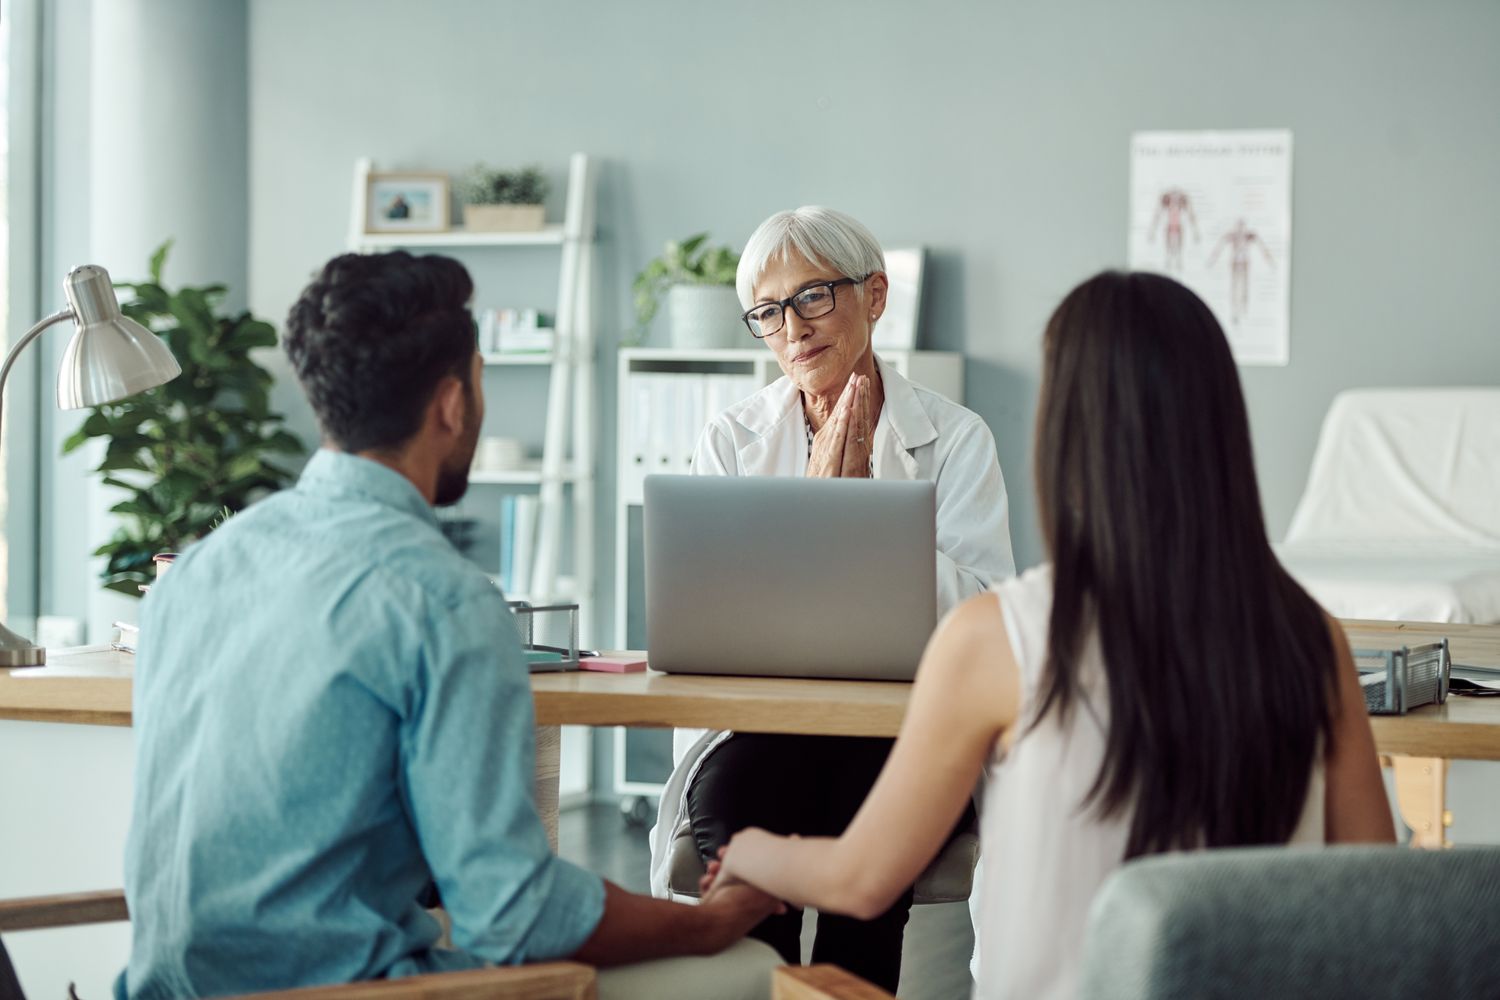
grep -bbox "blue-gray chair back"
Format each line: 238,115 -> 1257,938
1078,846 -> 1500,1000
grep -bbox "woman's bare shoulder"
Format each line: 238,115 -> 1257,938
916,590 -> 1021,728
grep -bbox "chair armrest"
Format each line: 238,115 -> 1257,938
773,965 -> 895,1000
0,894 -> 594,1000
234,963 -> 597,1000
0,890 -> 128,932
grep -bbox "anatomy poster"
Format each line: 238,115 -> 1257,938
1128,130 -> 1292,366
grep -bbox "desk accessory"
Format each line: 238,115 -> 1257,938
1449,677 -> 1500,697
509,600 -> 580,672
578,654 -> 648,673
1355,640 -> 1451,714
0,266 -> 181,667
111,622 -> 139,654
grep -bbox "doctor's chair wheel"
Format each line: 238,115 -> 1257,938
620,795 -> 654,828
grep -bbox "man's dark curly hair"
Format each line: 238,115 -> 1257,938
285,252 -> 476,453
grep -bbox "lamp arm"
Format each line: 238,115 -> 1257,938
0,308 -> 75,446
0,308 -> 73,667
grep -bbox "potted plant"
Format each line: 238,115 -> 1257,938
62,241 -> 305,595
456,163 -> 548,232
632,233 -> 743,349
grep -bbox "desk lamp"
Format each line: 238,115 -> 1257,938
0,265 -> 182,666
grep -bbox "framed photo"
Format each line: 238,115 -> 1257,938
873,246 -> 925,350
364,172 -> 450,234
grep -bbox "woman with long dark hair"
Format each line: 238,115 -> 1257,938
708,271 -> 1394,999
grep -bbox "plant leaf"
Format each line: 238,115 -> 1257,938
74,242 -> 305,594
148,241 -> 173,285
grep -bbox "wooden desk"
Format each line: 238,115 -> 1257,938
4,618 -> 1498,846
531,643 -> 1500,761
1337,619 -> 1500,846
531,671 -> 908,738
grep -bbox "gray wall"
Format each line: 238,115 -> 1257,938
248,0 -> 1500,641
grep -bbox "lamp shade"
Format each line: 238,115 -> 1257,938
55,264 -> 181,409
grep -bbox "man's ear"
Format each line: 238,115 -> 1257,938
432,375 -> 467,438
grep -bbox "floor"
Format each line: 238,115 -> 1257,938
558,802 -> 976,1000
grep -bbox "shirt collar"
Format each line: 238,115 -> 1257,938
874,355 -> 939,451
296,449 -> 440,529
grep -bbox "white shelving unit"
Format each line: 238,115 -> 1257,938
354,226 -> 567,249
480,350 -> 555,366
348,153 -> 599,628
350,155 -> 600,807
610,346 -> 964,799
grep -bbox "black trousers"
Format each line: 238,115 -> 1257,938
688,732 -> 973,993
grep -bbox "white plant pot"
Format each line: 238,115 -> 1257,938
666,285 -> 745,350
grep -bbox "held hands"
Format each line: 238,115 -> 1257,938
695,837 -> 786,947
699,829 -> 792,899
807,374 -> 873,479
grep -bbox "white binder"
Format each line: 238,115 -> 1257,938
621,372 -> 655,504
646,374 -> 680,478
675,374 -> 706,472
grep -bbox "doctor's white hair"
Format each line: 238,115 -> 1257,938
735,206 -> 886,310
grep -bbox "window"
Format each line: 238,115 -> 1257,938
0,14 -> 11,621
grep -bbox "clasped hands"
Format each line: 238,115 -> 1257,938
806,373 -> 874,478
698,827 -> 786,902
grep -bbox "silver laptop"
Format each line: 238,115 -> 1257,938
644,475 -> 937,680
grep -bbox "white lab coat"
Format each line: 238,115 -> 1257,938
646,355 -> 1016,898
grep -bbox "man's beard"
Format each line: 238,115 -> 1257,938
435,390 -> 480,507
434,457 -> 471,507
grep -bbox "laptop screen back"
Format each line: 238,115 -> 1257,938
644,475 -> 938,680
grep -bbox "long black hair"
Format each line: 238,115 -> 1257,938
1032,271 -> 1336,858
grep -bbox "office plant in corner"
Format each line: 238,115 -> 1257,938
62,241 -> 305,596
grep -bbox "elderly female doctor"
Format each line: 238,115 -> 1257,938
647,206 -> 1015,989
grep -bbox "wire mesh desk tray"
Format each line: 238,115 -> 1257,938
1353,639 -> 1450,715
507,601 -> 580,673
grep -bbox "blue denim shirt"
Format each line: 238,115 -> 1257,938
118,450 -> 604,998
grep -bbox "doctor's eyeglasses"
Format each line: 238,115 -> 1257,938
742,276 -> 865,339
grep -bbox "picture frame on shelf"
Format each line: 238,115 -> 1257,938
872,246 -> 925,351
365,172 -> 450,234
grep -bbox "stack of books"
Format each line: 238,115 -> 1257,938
479,307 -> 552,355
114,554 -> 174,654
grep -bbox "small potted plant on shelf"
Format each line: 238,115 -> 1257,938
456,163 -> 548,232
632,233 -> 742,349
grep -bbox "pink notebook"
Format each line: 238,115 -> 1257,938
578,654 -> 648,673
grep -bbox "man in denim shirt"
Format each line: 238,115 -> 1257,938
119,252 -> 780,998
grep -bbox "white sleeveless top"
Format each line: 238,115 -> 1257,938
976,565 -> 1324,1000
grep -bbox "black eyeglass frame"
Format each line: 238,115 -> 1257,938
741,275 -> 866,339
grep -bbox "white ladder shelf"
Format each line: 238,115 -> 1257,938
348,153 -> 599,639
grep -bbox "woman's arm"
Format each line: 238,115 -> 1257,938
715,592 -> 1021,918
1323,615 -> 1397,843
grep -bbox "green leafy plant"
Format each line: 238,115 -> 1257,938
631,233 -> 740,339
62,241 -> 304,595
455,164 -> 548,205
